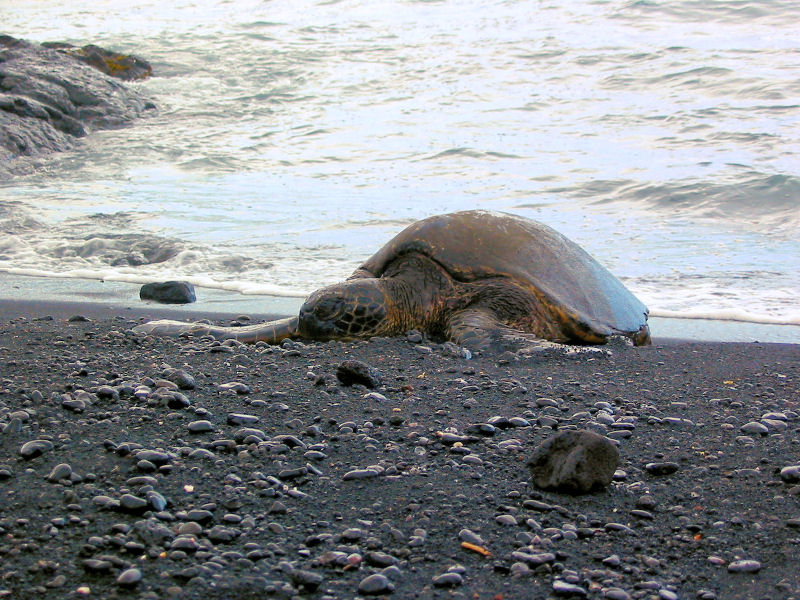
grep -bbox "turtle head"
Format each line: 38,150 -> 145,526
298,279 -> 396,340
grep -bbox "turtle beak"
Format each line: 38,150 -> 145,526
298,293 -> 343,339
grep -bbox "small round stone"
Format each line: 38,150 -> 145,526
45,574 -> 67,588
219,381 -> 250,395
432,572 -> 463,587
136,450 -> 170,465
343,468 -> 381,480
119,494 -> 149,513
178,522 -> 203,535
170,370 -> 196,390
83,559 -> 113,573
636,495 -> 657,509
602,555 -> 621,567
290,568 -> 323,590
644,462 -> 679,476
146,491 -> 168,512
187,420 -> 214,433
46,463 -> 73,482
727,559 -> 761,573
19,439 -> 54,459
496,514 -> 517,526
358,573 -> 395,595
779,465 -> 800,483
458,529 -> 484,546
553,579 -> 587,596
740,421 -> 768,435
116,568 -> 142,586
227,413 -> 259,425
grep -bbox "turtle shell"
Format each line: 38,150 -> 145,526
356,210 -> 648,340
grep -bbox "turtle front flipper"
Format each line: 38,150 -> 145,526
132,316 -> 299,344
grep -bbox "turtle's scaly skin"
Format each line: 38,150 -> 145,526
134,211 -> 650,351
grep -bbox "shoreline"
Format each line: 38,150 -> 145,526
0,298 -> 797,599
2,272 -> 799,344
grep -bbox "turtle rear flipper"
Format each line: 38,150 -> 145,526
446,308 -> 562,353
445,308 -> 616,356
133,316 -> 299,344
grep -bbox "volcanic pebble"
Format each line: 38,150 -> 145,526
779,465 -> 800,483
358,573 -> 395,594
644,462 -> 679,475
116,568 -> 142,586
727,560 -> 762,573
432,572 -> 463,587
740,421 -> 768,435
553,580 -> 588,596
46,463 -> 72,482
187,420 -> 214,433
19,439 -> 54,459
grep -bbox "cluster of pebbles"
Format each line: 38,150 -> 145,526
0,313 -> 798,599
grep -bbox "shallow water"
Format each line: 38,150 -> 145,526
1,0 -> 798,331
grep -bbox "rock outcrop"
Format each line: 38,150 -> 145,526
41,41 -> 153,81
0,35 -> 154,178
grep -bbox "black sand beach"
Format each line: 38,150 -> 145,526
1,300 -> 798,600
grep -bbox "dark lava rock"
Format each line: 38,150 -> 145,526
358,573 -> 395,595
42,42 -> 152,80
432,572 -> 463,587
139,281 -> 197,304
119,494 -> 149,514
780,465 -> 800,484
164,368 -> 197,390
289,568 -> 323,591
527,429 -> 619,494
644,461 -> 680,476
0,35 -> 153,178
19,439 -> 54,459
46,463 -> 73,482
227,413 -> 259,425
116,567 -> 143,587
82,559 -> 113,573
336,360 -> 382,388
135,449 -> 170,465
146,491 -> 168,512
67,315 -> 90,322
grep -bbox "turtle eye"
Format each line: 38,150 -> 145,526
313,296 -> 343,321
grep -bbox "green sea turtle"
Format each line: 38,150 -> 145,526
133,210 -> 650,351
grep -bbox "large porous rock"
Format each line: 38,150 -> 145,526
336,360 -> 382,389
140,281 -> 196,304
527,429 -> 619,495
0,35 -> 154,178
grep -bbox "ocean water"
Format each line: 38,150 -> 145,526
1,0 -> 798,336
